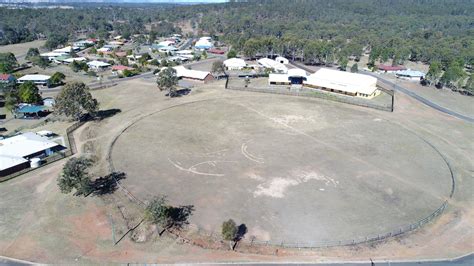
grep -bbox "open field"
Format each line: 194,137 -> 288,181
0,40 -> 46,63
111,95 -> 452,244
0,73 -> 472,263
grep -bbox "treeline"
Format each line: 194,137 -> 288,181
193,0 -> 473,66
0,4 -> 181,47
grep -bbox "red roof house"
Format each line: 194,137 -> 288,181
377,64 -> 407,72
112,65 -> 135,71
208,48 -> 226,55
0,74 -> 16,83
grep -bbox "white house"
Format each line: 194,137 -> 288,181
257,58 -> 288,73
62,57 -> 87,64
97,47 -> 112,53
395,70 -> 425,81
87,60 -> 111,71
194,37 -> 213,50
0,132 -> 64,176
224,58 -> 247,70
158,46 -> 178,54
40,52 -> 69,61
53,46 -> 80,54
176,50 -> 193,56
18,74 -> 51,86
305,68 -> 379,98
169,66 -> 214,83
275,56 -> 289,65
268,68 -> 307,85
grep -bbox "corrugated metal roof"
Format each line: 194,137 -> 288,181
305,68 -> 378,95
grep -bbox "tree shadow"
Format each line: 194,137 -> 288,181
91,171 -> 126,195
169,205 -> 194,229
95,108 -> 122,120
236,224 -> 248,241
167,88 -> 191,98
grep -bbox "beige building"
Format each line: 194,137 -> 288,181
304,68 -> 380,99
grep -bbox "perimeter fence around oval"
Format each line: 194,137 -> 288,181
225,77 -> 394,112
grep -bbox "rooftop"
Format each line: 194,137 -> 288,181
305,68 -> 378,95
0,132 -> 61,171
18,74 -> 51,81
378,64 -> 407,71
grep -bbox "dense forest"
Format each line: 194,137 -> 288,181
0,0 -> 473,89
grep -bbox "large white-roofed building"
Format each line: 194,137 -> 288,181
304,68 -> 379,98
18,74 -> 51,86
257,58 -> 288,73
224,58 -> 247,70
160,66 -> 214,83
0,132 -> 64,176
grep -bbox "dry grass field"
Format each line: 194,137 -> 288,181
0,71 -> 472,263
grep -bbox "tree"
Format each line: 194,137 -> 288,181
350,63 -> 358,73
144,196 -> 170,227
144,196 -> 194,233
3,84 -> 19,112
57,157 -> 93,196
440,60 -> 466,89
50,72 -> 66,86
227,50 -> 237,59
426,60 -> 443,85
201,50 -> 208,60
338,57 -> 348,71
465,74 -> 473,94
30,56 -> 50,69
222,219 -> 238,249
18,81 -> 42,104
0,52 -> 18,73
157,67 -> 178,97
211,60 -> 226,78
25,48 -> 40,61
54,82 -> 99,120
44,33 -> 68,50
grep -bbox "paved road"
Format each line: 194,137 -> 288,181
254,253 -> 474,265
364,72 -> 474,123
290,61 -> 473,123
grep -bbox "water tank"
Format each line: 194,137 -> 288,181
30,158 -> 41,168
